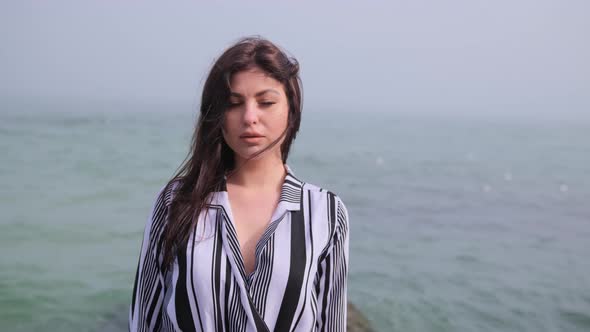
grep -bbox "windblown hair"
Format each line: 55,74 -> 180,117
161,36 -> 303,270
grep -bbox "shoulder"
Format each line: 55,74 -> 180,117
144,179 -> 182,241
161,178 -> 183,207
157,177 -> 184,212
302,181 -> 349,232
301,182 -> 350,259
303,181 -> 348,208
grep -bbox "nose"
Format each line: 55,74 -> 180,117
242,100 -> 259,125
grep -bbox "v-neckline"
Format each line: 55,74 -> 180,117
224,187 -> 287,286
205,164 -> 304,288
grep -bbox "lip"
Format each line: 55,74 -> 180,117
240,136 -> 263,142
239,133 -> 264,138
240,134 -> 264,144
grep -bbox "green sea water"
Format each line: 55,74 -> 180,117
1,102 -> 589,331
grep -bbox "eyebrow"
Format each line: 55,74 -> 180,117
230,89 -> 281,98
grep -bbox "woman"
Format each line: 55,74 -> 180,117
129,36 -> 349,332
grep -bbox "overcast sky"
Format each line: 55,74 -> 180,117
1,0 -> 588,115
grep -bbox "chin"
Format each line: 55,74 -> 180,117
234,147 -> 263,160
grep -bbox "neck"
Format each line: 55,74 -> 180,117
227,156 -> 286,189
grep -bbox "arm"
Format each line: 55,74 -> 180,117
316,196 -> 350,332
129,187 -> 168,332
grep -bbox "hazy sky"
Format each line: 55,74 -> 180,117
1,0 -> 589,115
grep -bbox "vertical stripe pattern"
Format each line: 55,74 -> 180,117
129,165 -> 350,331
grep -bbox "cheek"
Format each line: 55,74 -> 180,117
277,108 -> 290,131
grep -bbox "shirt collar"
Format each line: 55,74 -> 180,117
208,164 -> 304,213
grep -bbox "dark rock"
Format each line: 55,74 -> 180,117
348,302 -> 375,332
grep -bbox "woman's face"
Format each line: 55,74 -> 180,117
222,68 -> 289,163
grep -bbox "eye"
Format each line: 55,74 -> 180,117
259,101 -> 276,107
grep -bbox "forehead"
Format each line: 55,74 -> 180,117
229,68 -> 285,95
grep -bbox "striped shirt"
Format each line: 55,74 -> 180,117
129,165 -> 350,332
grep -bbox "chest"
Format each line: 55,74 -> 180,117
227,190 -> 280,274
172,202 -> 324,332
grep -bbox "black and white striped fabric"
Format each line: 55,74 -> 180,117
129,165 -> 350,332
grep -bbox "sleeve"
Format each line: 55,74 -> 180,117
315,196 -> 350,332
129,186 -> 169,332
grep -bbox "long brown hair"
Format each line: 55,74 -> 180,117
161,36 -> 303,270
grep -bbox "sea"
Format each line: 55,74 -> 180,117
1,101 -> 589,331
